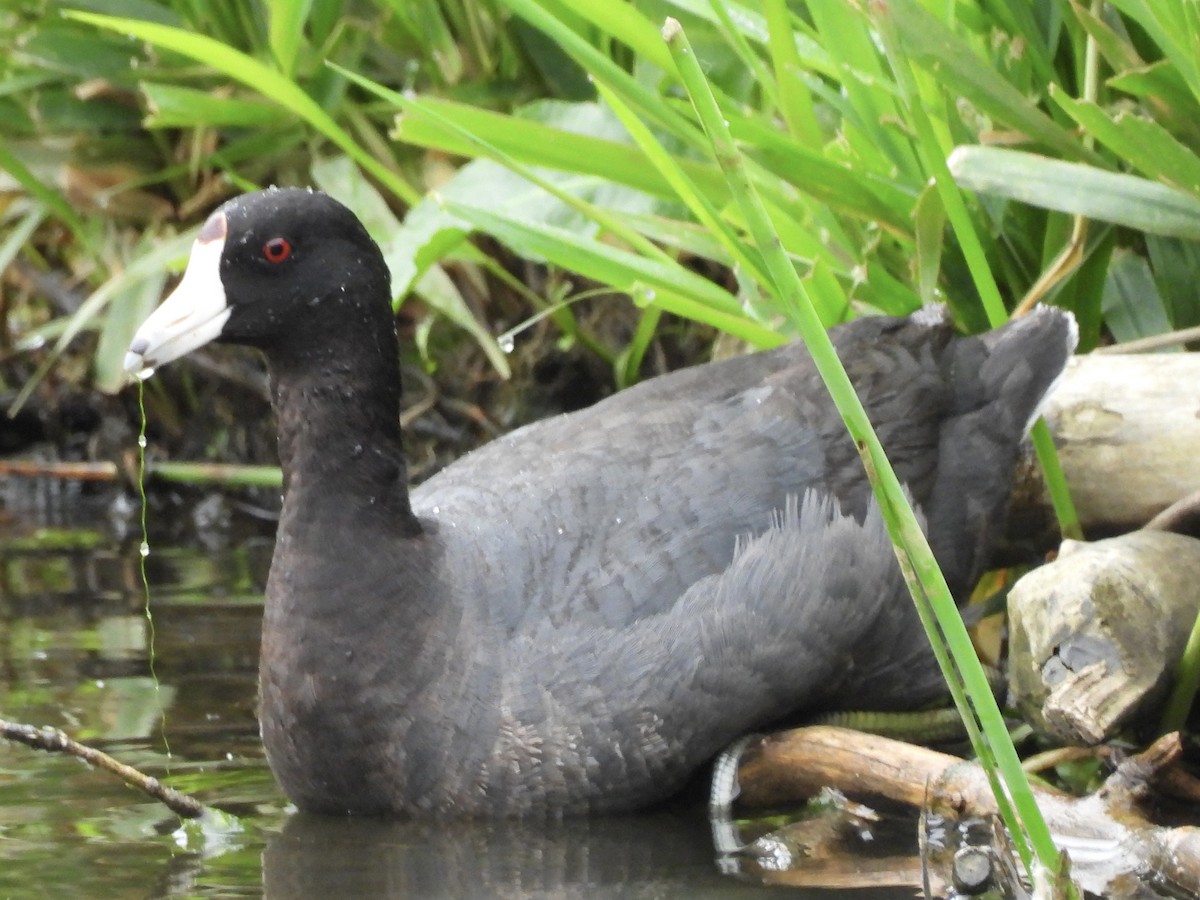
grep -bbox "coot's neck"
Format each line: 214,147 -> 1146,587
265,306 -> 419,535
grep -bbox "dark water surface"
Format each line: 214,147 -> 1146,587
0,478 -> 918,899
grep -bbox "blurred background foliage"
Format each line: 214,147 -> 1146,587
4,0 -> 1200,467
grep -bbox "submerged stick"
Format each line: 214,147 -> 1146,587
0,719 -> 204,818
0,458 -> 282,488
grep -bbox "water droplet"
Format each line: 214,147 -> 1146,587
137,435 -> 147,448
498,334 -> 515,354
139,542 -> 150,557
431,505 -> 440,514
351,443 -> 364,458
556,527 -> 564,535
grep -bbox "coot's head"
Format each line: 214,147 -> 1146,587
124,188 -> 390,376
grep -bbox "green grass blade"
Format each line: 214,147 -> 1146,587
140,82 -> 292,128
449,203 -> 783,347
807,1 -> 919,179
499,0 -> 701,149
724,110 -> 914,234
704,0 -> 780,114
762,0 -> 819,143
1051,86 -> 1200,196
881,0 -> 1102,166
913,183 -> 946,306
549,0 -> 675,73
65,10 -> 419,205
266,0 -> 313,76
591,79 -> 770,286
0,143 -> 91,247
8,229 -> 198,413
390,94 -> 730,205
949,145 -> 1200,239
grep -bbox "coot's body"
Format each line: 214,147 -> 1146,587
126,188 -> 1075,817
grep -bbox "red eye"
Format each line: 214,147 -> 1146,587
263,237 -> 292,264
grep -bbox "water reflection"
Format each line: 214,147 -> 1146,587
265,811 -> 774,899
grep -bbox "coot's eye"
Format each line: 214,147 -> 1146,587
263,237 -> 292,264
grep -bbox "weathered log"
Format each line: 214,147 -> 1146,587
734,726 -> 1200,898
1007,530 -> 1200,743
1011,353 -> 1200,543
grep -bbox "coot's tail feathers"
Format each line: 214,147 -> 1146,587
970,304 -> 1079,434
928,304 -> 1078,596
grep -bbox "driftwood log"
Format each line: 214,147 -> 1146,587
1007,530 -> 1200,743
1010,353 -> 1200,544
732,726 -> 1200,898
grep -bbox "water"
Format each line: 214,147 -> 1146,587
0,479 -> 920,898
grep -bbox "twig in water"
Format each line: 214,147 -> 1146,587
0,718 -> 205,818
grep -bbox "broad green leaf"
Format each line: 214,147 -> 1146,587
948,145 -> 1200,239
32,87 -> 142,131
14,20 -> 145,81
389,98 -> 664,287
394,92 -> 833,268
661,0 -> 836,77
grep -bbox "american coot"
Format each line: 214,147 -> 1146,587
125,188 -> 1076,817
